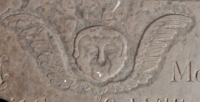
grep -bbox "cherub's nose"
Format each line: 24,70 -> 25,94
97,49 -> 105,64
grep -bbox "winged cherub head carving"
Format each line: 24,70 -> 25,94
73,26 -> 127,82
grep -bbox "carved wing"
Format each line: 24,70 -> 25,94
134,15 -> 195,84
1,14 -> 74,90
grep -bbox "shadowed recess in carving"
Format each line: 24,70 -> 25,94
0,99 -> 7,102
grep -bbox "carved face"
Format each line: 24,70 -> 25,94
74,26 -> 127,82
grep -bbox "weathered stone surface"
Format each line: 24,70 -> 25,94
0,0 -> 199,102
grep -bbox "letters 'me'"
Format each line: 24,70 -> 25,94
172,61 -> 200,82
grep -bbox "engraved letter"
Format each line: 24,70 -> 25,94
195,70 -> 200,82
127,98 -> 135,102
105,98 -> 115,102
174,99 -> 184,102
157,98 -> 169,102
144,98 -> 149,102
171,61 -> 192,82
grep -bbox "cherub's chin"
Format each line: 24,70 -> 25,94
91,74 -> 108,81
91,69 -> 109,81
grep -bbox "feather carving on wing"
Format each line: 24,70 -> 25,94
134,15 -> 194,84
0,12 -> 195,93
1,14 -> 73,90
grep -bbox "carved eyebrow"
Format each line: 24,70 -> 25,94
80,35 -> 93,42
111,37 -> 119,42
80,37 -> 94,46
83,42 -> 92,47
111,36 -> 123,44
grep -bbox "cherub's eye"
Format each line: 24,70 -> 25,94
105,44 -> 117,53
85,43 -> 97,52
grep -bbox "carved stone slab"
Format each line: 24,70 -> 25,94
0,0 -> 199,102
